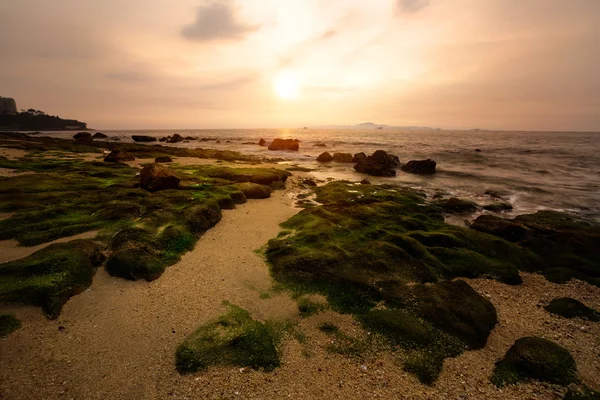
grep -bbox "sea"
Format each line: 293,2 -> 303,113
33,128 -> 600,223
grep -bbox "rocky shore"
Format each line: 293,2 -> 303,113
0,131 -> 599,399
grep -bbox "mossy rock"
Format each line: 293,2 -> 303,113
175,304 -> 281,373
564,385 -> 600,400
544,298 -> 599,322
0,240 -> 104,318
471,211 -> 600,286
183,200 -> 222,233
434,197 -> 479,214
491,337 -> 576,387
0,314 -> 22,337
105,248 -> 165,281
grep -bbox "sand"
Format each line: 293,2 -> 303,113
0,231 -> 100,264
1,161 -> 599,399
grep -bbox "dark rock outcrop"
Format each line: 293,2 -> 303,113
317,152 -> 333,162
235,182 -> 272,199
168,134 -> 184,143
353,150 -> 400,177
491,337 -> 576,386
132,135 -> 157,142
352,152 -> 367,163
544,298 -> 599,321
73,132 -> 93,145
140,163 -> 180,192
483,202 -> 513,212
268,138 -> 299,151
258,138 -> 266,146
155,156 -> 173,163
435,198 -> 479,214
93,132 -> 108,139
332,153 -> 353,163
104,150 -> 135,163
302,179 -> 317,187
401,159 -> 437,175
314,143 -> 327,147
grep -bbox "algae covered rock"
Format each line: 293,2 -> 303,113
105,248 -> 165,281
491,337 -> 576,387
140,163 -> 180,192
353,150 -> 400,177
0,240 -> 104,318
176,304 -> 281,373
565,385 -> 600,400
435,197 -> 479,214
544,298 -> 599,321
184,200 -> 222,233
483,202 -> 513,212
104,149 -> 135,162
235,182 -> 271,199
401,159 -> 437,175
0,314 -> 22,337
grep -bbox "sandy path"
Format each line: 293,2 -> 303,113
0,231 -> 99,264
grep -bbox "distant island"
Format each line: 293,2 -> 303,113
310,122 -> 435,130
0,97 -> 87,131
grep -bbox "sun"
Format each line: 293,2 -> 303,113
274,71 -> 300,99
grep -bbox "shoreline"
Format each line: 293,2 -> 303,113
1,137 -> 599,399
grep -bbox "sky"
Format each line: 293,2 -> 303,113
1,0 -> 599,131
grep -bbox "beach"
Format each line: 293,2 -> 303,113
1,133 -> 599,399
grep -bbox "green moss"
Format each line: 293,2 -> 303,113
318,322 -> 339,333
491,337 -> 576,387
0,314 -> 22,337
544,298 -> 599,322
175,303 -> 282,373
0,240 -> 104,318
296,297 -> 327,318
564,385 -> 600,400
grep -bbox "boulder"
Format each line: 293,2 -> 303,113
105,248 -> 164,282
353,150 -> 400,177
93,132 -> 108,139
491,337 -> 576,386
155,156 -> 173,163
317,152 -> 333,162
544,298 -> 599,321
352,152 -> 367,163
132,135 -> 157,142
104,150 -> 135,162
184,136 -> 196,140
360,179 -> 371,185
159,137 -> 168,142
139,163 -> 180,192
73,132 -> 93,144
168,134 -> 184,143
314,143 -> 327,147
236,182 -> 272,199
302,179 -> 317,187
268,138 -> 300,151
332,153 -> 353,163
258,138 -> 266,146
483,202 -> 513,212
470,214 -> 528,242
401,159 -> 437,175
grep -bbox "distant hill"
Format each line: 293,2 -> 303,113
310,122 -> 435,130
0,109 -> 87,131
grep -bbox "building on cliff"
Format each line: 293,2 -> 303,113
0,97 -> 18,115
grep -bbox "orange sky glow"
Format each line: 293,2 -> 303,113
1,0 -> 599,131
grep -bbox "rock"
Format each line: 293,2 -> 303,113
332,153 -> 353,163
139,163 -> 180,192
401,159 -> 437,175
475,149 -> 482,152
92,132 -> 108,139
491,337 -> 576,386
360,179 -> 371,185
314,143 -> 327,147
167,134 -> 184,143
184,136 -> 196,140
235,182 -> 272,199
73,132 -> 93,144
105,248 -> 165,282
317,152 -> 333,162
470,214 -> 528,242
303,179 -> 317,187
435,198 -> 479,214
155,156 -> 173,163
104,150 -> 136,162
268,138 -> 300,151
183,201 -> 222,233
483,202 -> 513,212
132,135 -> 157,142
352,152 -> 367,163
258,138 -> 266,146
159,137 -> 168,142
353,150 -> 400,177
564,385 -> 600,400
484,190 -> 505,199
544,298 -> 599,321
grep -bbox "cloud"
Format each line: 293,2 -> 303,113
199,75 -> 255,90
397,0 -> 430,14
181,1 -> 259,41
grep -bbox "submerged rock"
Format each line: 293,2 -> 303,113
268,138 -> 299,151
435,197 -> 479,214
483,202 -> 513,212
317,152 -> 333,162
401,159 -> 437,175
491,337 -> 576,386
103,149 -> 135,162
314,142 -> 327,147
353,150 -> 400,177
332,152 -> 353,163
132,135 -> 157,142
140,163 -> 180,192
